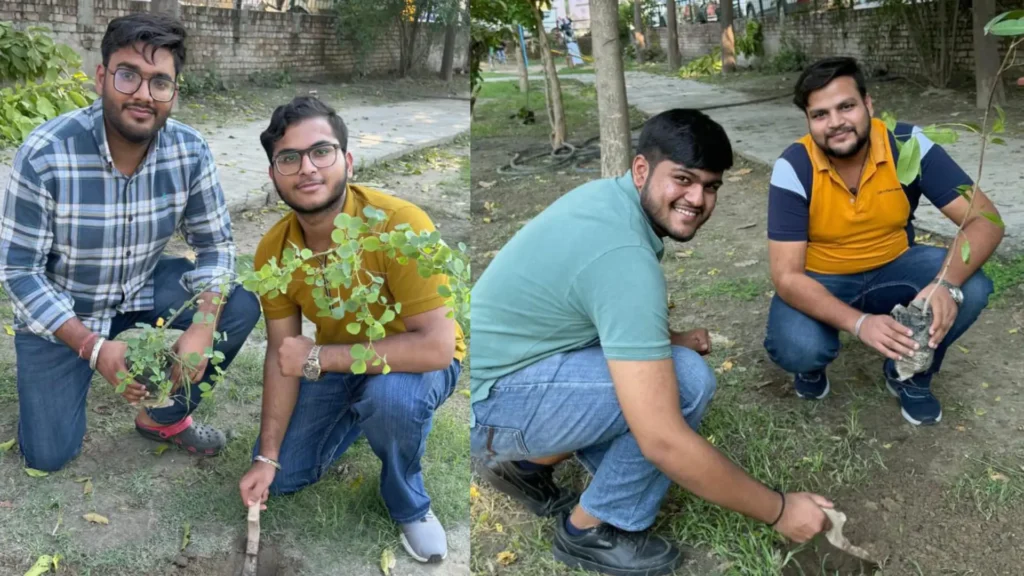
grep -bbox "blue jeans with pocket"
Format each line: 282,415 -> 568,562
15,257 -> 262,472
763,245 -> 993,386
470,345 -> 717,531
254,360 -> 460,524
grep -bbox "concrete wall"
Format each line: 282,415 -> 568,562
0,0 -> 469,81
656,3 -> 1017,79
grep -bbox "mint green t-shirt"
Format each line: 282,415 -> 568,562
470,171 -> 672,414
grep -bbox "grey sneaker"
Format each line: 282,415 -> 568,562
400,509 -> 447,563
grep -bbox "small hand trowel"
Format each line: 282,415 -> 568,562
820,508 -> 879,572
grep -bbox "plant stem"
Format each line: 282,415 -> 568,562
924,38 -> 1022,309
161,270 -> 237,327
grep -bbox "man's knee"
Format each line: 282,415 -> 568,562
960,270 -> 994,319
21,437 -> 82,473
358,373 -> 435,436
671,346 -> 717,419
764,313 -> 838,374
224,288 -> 261,336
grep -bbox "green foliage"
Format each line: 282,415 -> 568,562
0,22 -> 97,145
239,207 -> 471,375
335,0 -> 405,74
768,34 -> 807,73
735,20 -> 764,58
177,69 -> 226,97
679,48 -> 722,78
247,69 -> 292,89
119,292 -> 230,408
469,0 -> 540,104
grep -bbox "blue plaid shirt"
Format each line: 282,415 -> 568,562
0,100 -> 236,342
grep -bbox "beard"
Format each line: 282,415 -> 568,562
640,179 -> 699,243
102,95 -> 170,144
817,119 -> 871,159
277,175 -> 347,216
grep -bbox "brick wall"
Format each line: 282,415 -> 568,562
656,4 -> 1017,79
0,0 -> 468,81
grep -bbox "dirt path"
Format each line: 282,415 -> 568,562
470,122 -> 1024,574
0,141 -> 471,576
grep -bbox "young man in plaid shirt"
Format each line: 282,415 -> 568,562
0,14 -> 260,471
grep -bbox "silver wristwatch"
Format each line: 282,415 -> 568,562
302,344 -> 323,381
936,279 -> 964,306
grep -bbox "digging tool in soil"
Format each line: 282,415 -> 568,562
889,300 -> 934,381
241,504 -> 260,576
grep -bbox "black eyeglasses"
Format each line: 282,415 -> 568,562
107,67 -> 178,102
272,143 -> 343,176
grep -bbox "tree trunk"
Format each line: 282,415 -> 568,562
440,20 -> 457,81
531,2 -> 567,149
720,0 -> 736,73
590,0 -> 632,177
633,0 -> 646,64
516,38 -> 529,93
973,0 -> 1006,109
667,0 -> 680,70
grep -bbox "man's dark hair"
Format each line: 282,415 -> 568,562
101,13 -> 188,75
793,57 -> 867,111
636,109 -> 733,174
260,96 -> 349,162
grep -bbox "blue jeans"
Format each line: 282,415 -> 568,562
470,345 -> 717,532
15,257 -> 262,472
764,245 -> 994,386
255,360 -> 460,524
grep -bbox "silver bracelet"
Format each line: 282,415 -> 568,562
853,314 -> 868,338
89,337 -> 106,371
254,455 -> 281,471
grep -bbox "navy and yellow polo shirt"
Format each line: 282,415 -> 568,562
767,117 -> 972,275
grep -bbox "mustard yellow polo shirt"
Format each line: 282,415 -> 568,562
254,183 -> 466,362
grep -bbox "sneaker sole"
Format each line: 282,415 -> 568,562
795,378 -> 830,400
552,546 -> 682,576
400,533 -> 446,564
475,463 -> 578,517
886,381 -> 941,426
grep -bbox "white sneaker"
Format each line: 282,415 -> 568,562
400,509 -> 447,563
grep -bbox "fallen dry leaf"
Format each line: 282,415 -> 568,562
496,550 -> 517,566
981,382 -> 990,389
83,480 -> 93,496
154,444 -> 171,456
380,548 -> 396,575
955,425 -> 966,432
478,181 -> 496,189
727,176 -> 743,182
459,389 -> 471,398
707,268 -> 720,276
721,360 -> 734,372
975,408 -> 987,416
83,513 -> 109,525
675,249 -> 694,259
482,217 -> 492,224
470,484 -> 480,500
957,345 -> 970,354
989,472 -> 1010,483
734,168 -> 753,176
24,468 -> 49,478
0,438 -> 15,452
3,325 -> 13,336
734,259 -> 758,268
1010,328 -> 1019,335
494,522 -> 504,533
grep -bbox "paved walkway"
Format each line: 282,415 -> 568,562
0,98 -> 470,215
489,71 -> 1024,252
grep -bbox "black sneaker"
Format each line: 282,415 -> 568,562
552,513 -> 682,576
473,459 -> 578,517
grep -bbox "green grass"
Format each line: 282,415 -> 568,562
687,277 -> 773,302
948,455 -> 1024,520
472,79 -> 647,140
648,352 -> 880,574
982,253 -> 1024,302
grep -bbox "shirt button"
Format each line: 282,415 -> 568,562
850,198 -> 855,204
126,250 -> 132,256
128,215 -> 134,222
